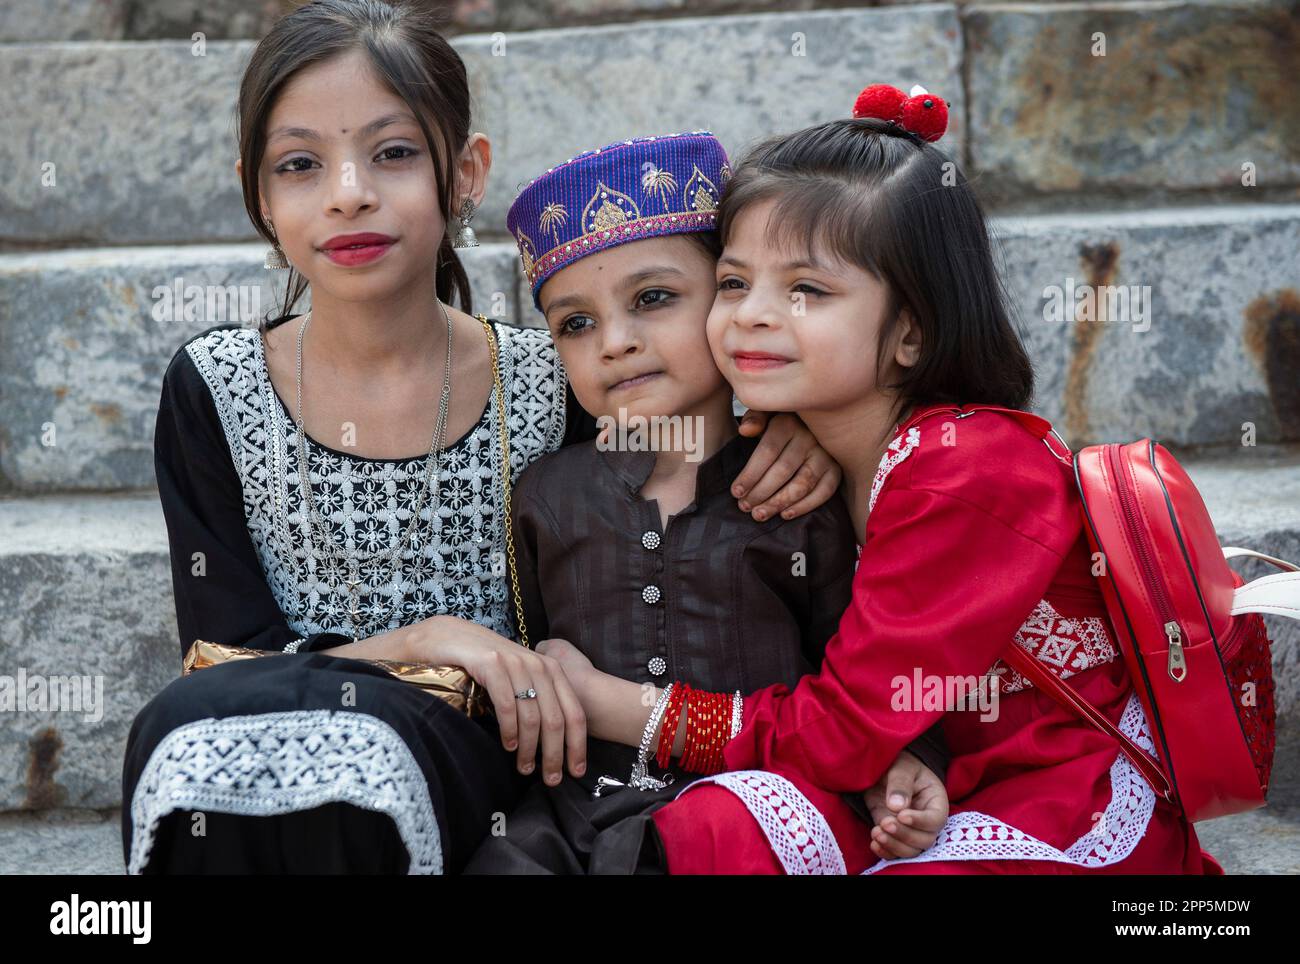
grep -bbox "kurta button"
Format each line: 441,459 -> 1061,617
642,585 -> 662,604
648,656 -> 667,676
641,530 -> 661,550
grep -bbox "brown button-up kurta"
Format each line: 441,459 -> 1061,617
466,429 -> 946,874
515,429 -> 854,700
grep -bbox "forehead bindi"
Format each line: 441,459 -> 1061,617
267,53 -> 415,143
267,111 -> 419,146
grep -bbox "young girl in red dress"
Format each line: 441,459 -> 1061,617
549,85 -> 1219,874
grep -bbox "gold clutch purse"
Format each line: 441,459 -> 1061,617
180,314 -> 531,721
182,639 -> 491,717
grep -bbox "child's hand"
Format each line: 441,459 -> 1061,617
535,638 -> 594,682
732,411 -> 841,522
863,750 -> 949,860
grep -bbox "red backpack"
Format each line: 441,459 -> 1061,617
907,404 -> 1297,823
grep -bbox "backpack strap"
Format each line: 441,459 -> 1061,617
1230,572 -> 1300,618
1000,644 -> 1176,803
1223,548 -> 1300,619
1223,546 -> 1300,572
899,403 -> 1072,467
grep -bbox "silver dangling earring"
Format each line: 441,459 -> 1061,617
452,197 -> 479,248
264,223 -> 289,270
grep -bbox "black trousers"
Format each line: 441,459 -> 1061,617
123,653 -> 530,874
142,802 -> 412,873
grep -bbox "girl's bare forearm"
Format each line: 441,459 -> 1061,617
584,672 -> 686,758
306,620 -> 431,662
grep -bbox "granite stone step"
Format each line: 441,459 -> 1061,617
4,203 -> 1297,492
0,0 -> 129,43
0,452 -> 1297,812
0,492 -> 173,812
965,0 -> 1299,206
994,203 -> 1300,450
0,808 -> 127,875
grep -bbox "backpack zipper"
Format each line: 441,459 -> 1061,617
1106,445 -> 1186,682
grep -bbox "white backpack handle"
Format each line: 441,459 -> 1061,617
1223,547 -> 1300,620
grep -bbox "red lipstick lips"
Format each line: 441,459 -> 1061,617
320,232 -> 396,266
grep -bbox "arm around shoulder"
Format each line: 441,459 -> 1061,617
726,416 -> 1080,791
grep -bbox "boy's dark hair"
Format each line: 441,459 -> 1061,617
684,229 -> 723,263
236,0 -> 473,331
716,118 -> 1034,416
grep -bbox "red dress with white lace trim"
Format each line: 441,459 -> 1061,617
650,407 -> 1218,875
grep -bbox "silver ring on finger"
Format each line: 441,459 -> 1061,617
514,687 -> 538,700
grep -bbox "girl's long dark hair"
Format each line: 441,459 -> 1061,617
716,118 -> 1034,415
236,0 -> 474,331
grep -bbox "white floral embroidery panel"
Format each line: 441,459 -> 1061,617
868,426 -> 920,516
862,692 -> 1157,873
185,322 -> 567,641
988,599 -> 1119,694
675,770 -> 847,875
128,710 -> 442,874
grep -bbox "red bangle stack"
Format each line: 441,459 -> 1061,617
655,682 -> 732,775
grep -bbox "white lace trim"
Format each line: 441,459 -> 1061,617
127,710 -> 442,874
863,692 -> 1157,873
868,426 -> 920,515
990,599 -> 1118,694
184,322 -> 567,641
676,770 -> 847,875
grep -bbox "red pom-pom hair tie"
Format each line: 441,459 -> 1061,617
851,83 -> 949,143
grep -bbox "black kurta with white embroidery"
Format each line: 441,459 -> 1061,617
122,314 -> 584,874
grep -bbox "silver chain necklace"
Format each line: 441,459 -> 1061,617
293,301 -> 454,638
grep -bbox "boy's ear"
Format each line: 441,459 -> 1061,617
894,308 -> 922,369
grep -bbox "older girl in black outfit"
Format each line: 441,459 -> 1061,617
123,0 -> 849,874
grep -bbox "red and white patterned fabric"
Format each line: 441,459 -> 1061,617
991,599 -> 1118,694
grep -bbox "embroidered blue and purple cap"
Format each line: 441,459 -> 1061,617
507,130 -> 732,311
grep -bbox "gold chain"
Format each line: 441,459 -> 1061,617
477,314 -> 529,650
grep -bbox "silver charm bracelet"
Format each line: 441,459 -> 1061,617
594,682 -> 676,798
